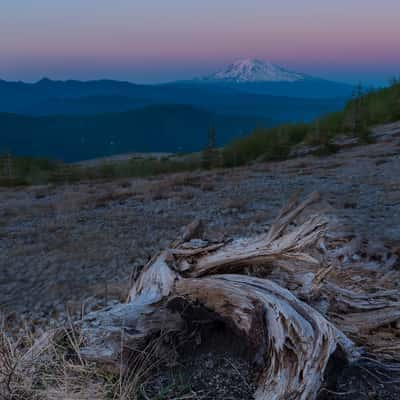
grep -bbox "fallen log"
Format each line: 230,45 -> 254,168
79,191 -> 400,399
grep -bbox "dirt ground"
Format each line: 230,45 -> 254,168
1,122 -> 399,398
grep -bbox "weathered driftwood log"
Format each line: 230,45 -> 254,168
80,192 -> 377,399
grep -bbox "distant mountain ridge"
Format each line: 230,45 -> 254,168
0,77 -> 347,118
181,58 -> 354,98
203,58 -> 309,83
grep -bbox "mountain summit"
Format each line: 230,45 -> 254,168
204,58 -> 309,83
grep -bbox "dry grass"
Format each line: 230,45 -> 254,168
0,320 -> 168,400
0,327 -> 40,400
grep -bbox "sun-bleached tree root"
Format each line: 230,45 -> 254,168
173,275 -> 357,400
79,191 -> 400,399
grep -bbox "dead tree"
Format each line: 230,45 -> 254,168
80,192 -> 400,399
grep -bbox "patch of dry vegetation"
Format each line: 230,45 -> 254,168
0,322 -> 168,400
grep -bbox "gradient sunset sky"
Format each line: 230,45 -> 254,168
1,0 -> 399,84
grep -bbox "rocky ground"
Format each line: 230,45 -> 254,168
1,121 -> 400,399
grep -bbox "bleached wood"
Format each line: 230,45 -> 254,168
175,275 -> 357,400
128,251 -> 177,304
79,192 -> 370,399
181,213 -> 327,277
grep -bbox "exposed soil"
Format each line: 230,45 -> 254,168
319,362 -> 400,400
142,352 -> 257,400
143,358 -> 400,400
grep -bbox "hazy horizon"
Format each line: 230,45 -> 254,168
1,0 -> 400,85
0,59 -> 396,87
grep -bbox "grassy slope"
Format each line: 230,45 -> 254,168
222,80 -> 400,166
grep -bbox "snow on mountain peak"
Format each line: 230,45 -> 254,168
205,58 -> 307,83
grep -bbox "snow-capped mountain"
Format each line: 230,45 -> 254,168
204,58 -> 309,83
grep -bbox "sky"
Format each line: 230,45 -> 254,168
1,0 -> 400,85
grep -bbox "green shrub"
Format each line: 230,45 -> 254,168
0,155 -> 59,186
222,123 -> 308,167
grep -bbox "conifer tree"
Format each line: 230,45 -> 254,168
202,125 -> 219,169
0,151 -> 13,178
351,82 -> 372,143
389,77 -> 400,119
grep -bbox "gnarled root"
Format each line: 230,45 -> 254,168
80,192 -> 364,399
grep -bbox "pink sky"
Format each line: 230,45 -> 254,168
1,0 -> 399,84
